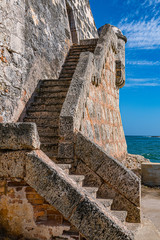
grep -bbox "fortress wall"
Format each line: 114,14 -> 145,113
0,179 -> 68,239
0,0 -> 98,123
80,44 -> 127,160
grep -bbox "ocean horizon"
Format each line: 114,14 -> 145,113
125,135 -> 160,163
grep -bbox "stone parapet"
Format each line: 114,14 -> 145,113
142,163 -> 160,186
75,132 -> 141,207
94,24 -> 118,86
0,123 -> 40,150
59,51 -> 94,159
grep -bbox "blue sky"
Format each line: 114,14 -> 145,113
90,0 -> 160,136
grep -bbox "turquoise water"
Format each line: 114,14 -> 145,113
126,136 -> 160,163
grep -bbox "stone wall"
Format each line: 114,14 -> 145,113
0,179 -> 69,240
0,0 -> 98,123
60,25 -> 127,161
81,44 -> 127,160
0,123 -> 134,240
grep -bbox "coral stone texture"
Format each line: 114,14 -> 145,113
0,0 -> 143,239
0,123 -> 40,150
0,0 -> 98,123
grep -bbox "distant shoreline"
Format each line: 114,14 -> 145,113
125,135 -> 160,137
150,136 -> 160,138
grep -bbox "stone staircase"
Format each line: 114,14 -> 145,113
56,163 -> 128,239
24,44 -> 96,161
23,44 -> 132,239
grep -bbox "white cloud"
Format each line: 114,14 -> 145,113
127,78 -> 158,82
125,77 -> 160,87
127,60 -> 160,65
125,82 -> 160,87
119,17 -> 160,49
143,0 -> 160,7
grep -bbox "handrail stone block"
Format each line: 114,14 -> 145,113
0,123 -> 40,150
25,150 -> 133,240
75,132 -> 140,207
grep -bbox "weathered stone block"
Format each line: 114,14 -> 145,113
25,150 -> 84,219
142,163 -> 160,186
0,123 -> 40,150
69,196 -> 133,240
0,150 -> 27,178
75,132 -> 140,207
58,142 -> 74,159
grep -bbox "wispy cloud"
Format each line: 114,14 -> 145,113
127,60 -> 160,66
143,0 -> 160,7
119,17 -> 160,49
118,0 -> 160,49
125,77 -> 160,87
127,78 -> 158,82
125,83 -> 160,87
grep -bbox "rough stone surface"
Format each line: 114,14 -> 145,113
81,25 -> 127,160
0,0 -> 98,123
23,150 -> 134,239
70,158 -> 141,223
60,24 -> 127,161
142,163 -> 160,186
0,123 -> 40,150
0,179 -> 71,240
124,154 -> 150,177
75,132 -> 140,207
0,151 -> 27,178
0,148 -> 134,240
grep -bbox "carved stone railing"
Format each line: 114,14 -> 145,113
0,123 -> 133,240
59,25 -> 141,222
58,51 -> 94,159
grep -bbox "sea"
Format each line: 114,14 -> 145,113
126,136 -> 160,163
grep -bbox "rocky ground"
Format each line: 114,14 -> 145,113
121,153 -> 150,177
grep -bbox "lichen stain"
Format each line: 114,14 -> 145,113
0,49 -> 7,63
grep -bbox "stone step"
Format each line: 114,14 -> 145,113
70,46 -> 96,50
37,91 -> 67,98
71,45 -> 96,50
62,65 -> 77,70
41,79 -> 71,86
83,187 -> 98,198
62,231 -> 80,240
63,62 -> 77,67
33,97 -> 65,105
64,59 -> 79,64
28,104 -> 62,112
69,175 -> 85,187
61,69 -> 75,75
31,101 -> 63,108
26,111 -> 60,118
39,85 -> 69,92
59,74 -> 74,78
43,151 -> 58,159
65,56 -> 79,60
37,126 -> 59,136
40,135 -> 59,144
40,143 -> 58,154
68,52 -> 81,56
112,210 -> 127,223
23,117 -> 59,126
97,198 -> 113,209
69,49 -> 95,54
58,77 -> 72,81
57,164 -> 72,175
